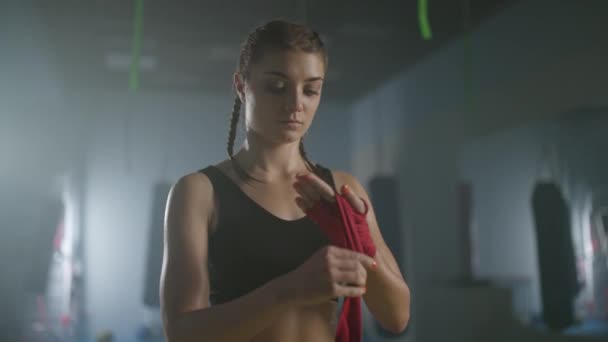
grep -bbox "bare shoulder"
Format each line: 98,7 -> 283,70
330,169 -> 367,194
166,170 -> 216,234
173,170 -> 214,203
161,170 -> 216,317
173,171 -> 214,196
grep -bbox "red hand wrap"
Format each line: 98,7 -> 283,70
305,194 -> 376,342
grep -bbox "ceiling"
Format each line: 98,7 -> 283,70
35,0 -> 517,102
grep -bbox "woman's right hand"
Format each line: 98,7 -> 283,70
275,245 -> 377,307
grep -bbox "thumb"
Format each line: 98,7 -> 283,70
357,253 -> 378,271
340,184 -> 367,214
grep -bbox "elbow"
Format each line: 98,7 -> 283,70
385,308 -> 410,334
163,322 -> 180,342
394,284 -> 411,333
396,309 -> 411,334
164,324 -> 194,342
163,315 -> 191,342
382,288 -> 411,334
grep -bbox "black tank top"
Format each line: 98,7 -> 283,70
199,164 -> 337,305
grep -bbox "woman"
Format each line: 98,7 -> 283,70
160,19 -> 410,342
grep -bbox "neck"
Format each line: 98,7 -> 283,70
234,130 -> 310,181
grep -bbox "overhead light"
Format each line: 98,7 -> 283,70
208,46 -> 239,62
105,52 -> 157,71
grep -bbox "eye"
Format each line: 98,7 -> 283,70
304,88 -> 320,96
266,80 -> 286,94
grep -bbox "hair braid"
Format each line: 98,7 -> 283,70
299,137 -> 317,173
227,96 -> 241,159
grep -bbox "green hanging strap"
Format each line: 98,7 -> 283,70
418,0 -> 432,40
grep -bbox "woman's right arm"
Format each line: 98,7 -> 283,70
160,173 -> 292,342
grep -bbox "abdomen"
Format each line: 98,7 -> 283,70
250,300 -> 339,342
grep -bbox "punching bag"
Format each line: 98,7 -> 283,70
531,181 -> 580,331
26,197 -> 64,294
143,182 -> 173,308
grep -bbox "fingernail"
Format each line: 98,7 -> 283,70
371,261 -> 377,269
341,184 -> 350,194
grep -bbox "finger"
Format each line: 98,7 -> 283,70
333,249 -> 377,271
340,184 -> 367,214
297,173 -> 335,202
333,258 -> 359,271
295,196 -> 314,210
334,283 -> 366,298
332,268 -> 367,287
296,176 -> 326,202
331,247 -> 366,261
294,180 -> 321,203
332,256 -> 372,282
326,248 -> 359,270
356,254 -> 378,272
333,263 -> 368,284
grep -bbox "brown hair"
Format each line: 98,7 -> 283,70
227,19 -> 327,181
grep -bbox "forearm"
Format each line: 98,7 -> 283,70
166,279 -> 291,342
364,251 -> 410,333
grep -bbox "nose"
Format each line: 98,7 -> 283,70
285,89 -> 304,113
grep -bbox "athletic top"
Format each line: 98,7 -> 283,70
198,163 -> 337,305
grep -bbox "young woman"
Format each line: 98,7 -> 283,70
160,19 -> 410,342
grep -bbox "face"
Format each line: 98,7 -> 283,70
235,49 -> 326,145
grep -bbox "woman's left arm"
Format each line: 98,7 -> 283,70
333,171 -> 411,334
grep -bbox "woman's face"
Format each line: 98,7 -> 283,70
235,49 -> 326,145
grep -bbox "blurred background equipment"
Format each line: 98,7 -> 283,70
2,0 -> 608,341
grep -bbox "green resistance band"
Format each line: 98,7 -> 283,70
418,0 -> 432,40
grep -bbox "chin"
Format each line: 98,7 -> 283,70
254,124 -> 306,145
280,134 -> 302,144
274,130 -> 303,144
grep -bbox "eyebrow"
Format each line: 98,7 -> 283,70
263,71 -> 324,82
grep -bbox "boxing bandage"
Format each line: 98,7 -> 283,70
306,194 -> 376,342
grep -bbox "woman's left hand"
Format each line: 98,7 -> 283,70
293,173 -> 367,215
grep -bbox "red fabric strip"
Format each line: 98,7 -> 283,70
306,194 -> 376,342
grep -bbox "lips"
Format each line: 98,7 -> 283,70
279,120 -> 303,130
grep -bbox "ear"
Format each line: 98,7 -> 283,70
233,73 -> 246,103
